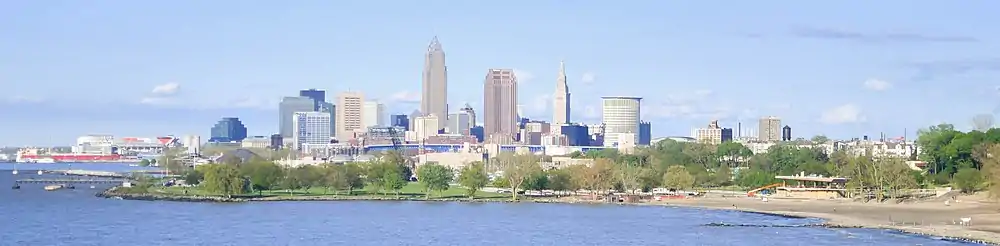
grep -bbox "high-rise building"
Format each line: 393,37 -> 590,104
459,103 -> 476,127
553,61 -> 571,125
363,101 -> 386,128
721,128 -> 734,142
422,36 -> 448,130
561,124 -> 590,146
335,92 -> 365,140
182,135 -> 202,154
299,89 -> 326,111
782,125 -> 792,141
758,116 -> 782,142
269,134 -> 283,150
413,115 -> 441,141
278,96 -> 315,138
292,112 -> 331,150
601,96 -> 642,147
209,117 -> 248,143
319,102 -> 336,137
483,69 -> 519,138
447,112 -> 472,135
390,114 -> 410,131
639,121 -> 651,146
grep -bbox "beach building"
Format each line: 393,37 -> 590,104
748,174 -> 849,199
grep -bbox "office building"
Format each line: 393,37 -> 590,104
693,120 -> 724,145
292,112 -> 332,150
413,115 -> 441,141
758,116 -> 782,142
241,136 -> 271,149
470,126 -> 484,143
552,61 -> 571,126
639,121 -> 651,146
601,96 -> 642,147
391,114 -> 410,131
269,134 -> 283,150
782,125 -> 792,141
278,96 -> 315,138
447,112 -> 472,135
459,103 -> 476,127
561,124 -> 590,146
299,89 -> 326,111
483,69 -> 519,138
422,36 -> 449,130
182,135 -> 201,155
363,101 -> 386,128
319,102 -> 336,137
208,117 -> 248,143
335,91 -> 365,140
408,110 -> 422,133
722,128 -> 734,142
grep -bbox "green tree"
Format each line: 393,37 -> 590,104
320,164 -> 350,195
546,168 -> 574,193
521,170 -> 549,191
342,163 -> 365,195
735,168 -> 778,188
953,168 -> 983,194
458,162 -> 489,199
614,161 -> 644,194
499,154 -> 542,201
417,163 -> 454,198
662,165 -> 694,190
200,164 -> 246,198
711,165 -> 733,187
716,142 -> 753,168
138,159 -> 150,167
183,169 -> 204,185
240,160 -> 284,194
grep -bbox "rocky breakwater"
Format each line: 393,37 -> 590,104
97,187 -> 246,203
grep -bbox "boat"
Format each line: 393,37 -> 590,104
128,164 -> 140,167
44,185 -> 64,191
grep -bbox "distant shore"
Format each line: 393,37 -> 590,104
97,187 -> 999,245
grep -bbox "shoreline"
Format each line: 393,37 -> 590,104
97,188 -> 998,245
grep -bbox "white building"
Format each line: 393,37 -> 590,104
601,96 -> 642,147
293,111 -> 332,150
363,101 -> 386,128
692,120 -> 724,145
412,115 -> 441,141
182,135 -> 202,155
241,136 -> 271,149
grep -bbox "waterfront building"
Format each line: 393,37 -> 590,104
293,112 -> 332,150
601,96 -> 641,147
278,96 -> 315,138
483,69 -> 518,139
422,36 -> 449,130
209,117 -> 248,143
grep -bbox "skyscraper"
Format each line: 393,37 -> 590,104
335,92 -> 365,140
483,69 -> 518,138
601,96 -> 642,147
758,116 -> 782,142
459,103 -> 476,127
362,101 -> 386,128
421,37 -> 448,130
299,89 -> 326,111
278,96 -> 315,138
553,61 -> 571,125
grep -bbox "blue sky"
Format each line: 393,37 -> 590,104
2,1 -> 999,146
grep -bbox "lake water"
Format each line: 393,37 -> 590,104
0,163 -> 982,245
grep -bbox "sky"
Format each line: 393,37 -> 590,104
2,1 -> 999,146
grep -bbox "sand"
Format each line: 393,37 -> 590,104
649,193 -> 1000,244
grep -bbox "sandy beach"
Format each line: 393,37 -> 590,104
650,193 -> 1000,244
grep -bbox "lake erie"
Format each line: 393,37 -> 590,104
0,163 -> 982,245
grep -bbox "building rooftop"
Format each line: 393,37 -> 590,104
775,175 -> 848,183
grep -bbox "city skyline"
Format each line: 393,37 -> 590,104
3,1 -> 999,145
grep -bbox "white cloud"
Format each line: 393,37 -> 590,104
863,79 -> 892,91
513,69 -> 534,83
530,94 -> 550,116
644,90 -> 734,120
151,82 -> 181,95
580,72 -> 596,85
139,97 -> 176,106
388,90 -> 420,104
820,104 -> 866,124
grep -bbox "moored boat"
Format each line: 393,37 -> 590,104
44,185 -> 64,191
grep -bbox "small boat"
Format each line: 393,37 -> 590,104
128,164 -> 139,167
90,185 -> 96,189
44,185 -> 64,191
11,170 -> 17,175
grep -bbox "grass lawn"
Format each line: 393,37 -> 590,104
154,182 -> 509,200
